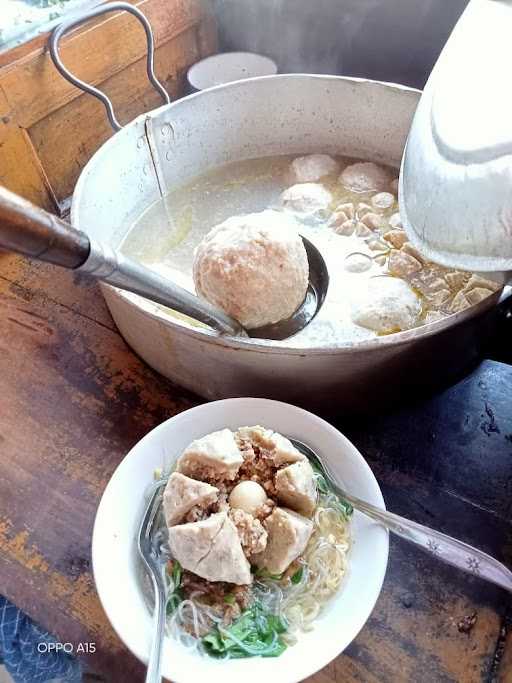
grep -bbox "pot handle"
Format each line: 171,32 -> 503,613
49,1 -> 170,132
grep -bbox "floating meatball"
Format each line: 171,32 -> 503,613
280,183 -> 333,222
351,276 -> 421,334
288,154 -> 340,183
193,210 -> 308,329
339,162 -> 392,193
371,192 -> 395,210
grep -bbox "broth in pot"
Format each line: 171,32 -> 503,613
121,153 -> 499,345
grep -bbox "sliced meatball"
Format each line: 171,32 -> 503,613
252,507 -> 313,574
275,460 -> 317,516
237,426 -> 306,466
163,472 -> 218,527
168,511 -> 252,585
177,428 -> 243,481
229,508 -> 268,556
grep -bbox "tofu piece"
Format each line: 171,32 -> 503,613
445,271 -> 468,291
450,290 -> 471,313
163,472 -> 218,527
383,229 -> 407,249
463,274 -> 499,294
401,242 -> 425,265
252,507 -> 313,574
388,248 -> 422,276
275,460 -> 317,516
177,428 -> 243,481
465,287 -> 494,306
237,426 -> 306,466
168,511 -> 252,585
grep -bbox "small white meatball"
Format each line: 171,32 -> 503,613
351,276 -> 421,333
339,162 -> 392,193
229,481 -> 267,515
193,210 -> 308,329
289,154 -> 340,183
371,192 -> 395,210
280,183 -> 333,222
344,252 -> 373,273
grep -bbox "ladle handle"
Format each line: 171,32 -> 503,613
49,2 -> 170,132
0,186 -> 244,337
0,186 -> 90,268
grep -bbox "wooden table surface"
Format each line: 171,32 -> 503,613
1,251 -> 512,682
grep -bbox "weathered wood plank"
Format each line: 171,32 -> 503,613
0,271 -> 197,678
29,25 -> 202,203
0,254 -> 115,330
0,113 -> 56,209
0,0 -> 205,128
1,254 -> 511,683
0,0 -> 217,215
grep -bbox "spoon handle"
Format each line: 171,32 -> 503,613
146,566 -> 167,683
340,488 -> 512,592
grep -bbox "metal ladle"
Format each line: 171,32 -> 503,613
0,186 -> 328,340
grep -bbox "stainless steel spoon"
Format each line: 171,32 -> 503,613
137,482 -> 169,683
290,438 -> 512,592
0,186 -> 328,340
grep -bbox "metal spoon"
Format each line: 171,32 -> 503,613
0,186 -> 328,340
137,482 -> 169,683
290,438 -> 512,592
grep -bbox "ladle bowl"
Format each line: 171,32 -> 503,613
0,186 -> 328,342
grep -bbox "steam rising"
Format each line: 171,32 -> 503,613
212,0 -> 468,88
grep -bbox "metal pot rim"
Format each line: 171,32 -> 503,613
104,284 -> 503,356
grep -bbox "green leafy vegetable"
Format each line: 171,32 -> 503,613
202,601 -> 288,659
253,566 -> 283,581
290,567 -> 304,584
166,560 -> 183,615
224,594 -> 236,605
312,469 -> 354,519
170,559 -> 182,591
166,590 -> 183,616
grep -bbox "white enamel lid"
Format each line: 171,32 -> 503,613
399,0 -> 512,273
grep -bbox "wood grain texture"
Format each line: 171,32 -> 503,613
0,0 -> 204,128
1,229 -> 512,681
29,25 -> 203,202
0,0 -> 216,213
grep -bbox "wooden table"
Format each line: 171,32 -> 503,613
1,253 -> 512,682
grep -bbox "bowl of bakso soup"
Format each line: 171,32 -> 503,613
92,398 -> 388,683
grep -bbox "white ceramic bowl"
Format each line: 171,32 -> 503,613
187,52 -> 277,91
92,398 -> 388,683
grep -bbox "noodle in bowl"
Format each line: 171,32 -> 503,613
92,398 -> 388,683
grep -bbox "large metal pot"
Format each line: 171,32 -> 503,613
60,8 -> 507,413
71,76 -> 507,411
